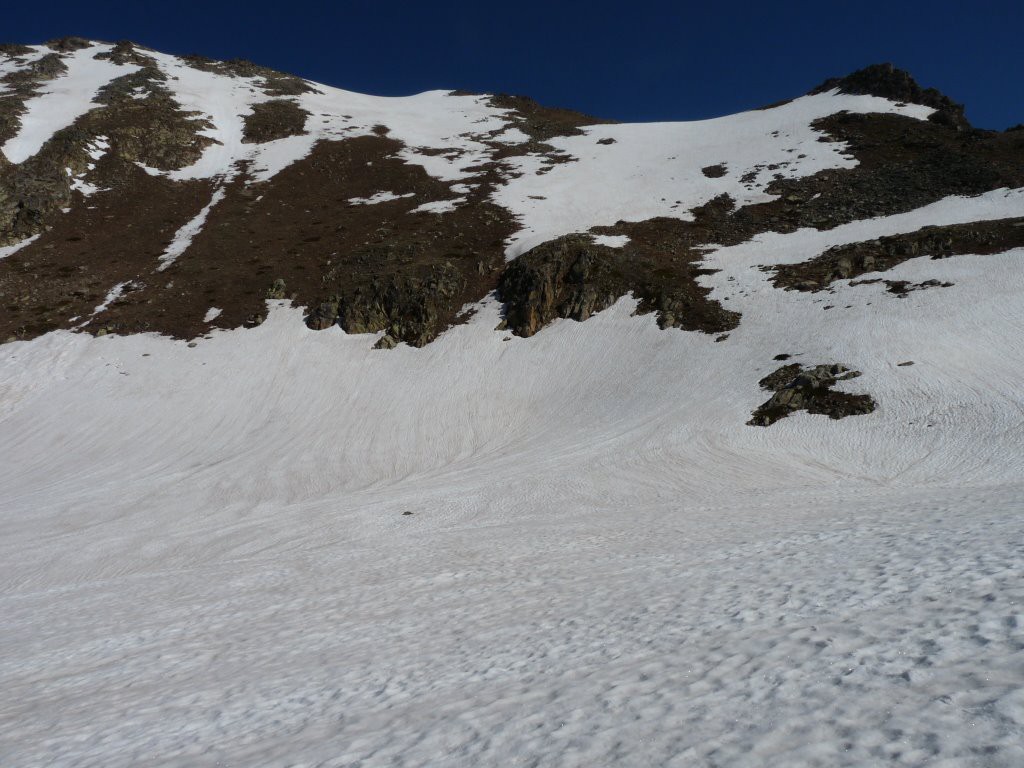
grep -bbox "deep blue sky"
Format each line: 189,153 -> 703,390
6,1 -> 1023,129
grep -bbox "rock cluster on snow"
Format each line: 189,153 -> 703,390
748,363 -> 876,426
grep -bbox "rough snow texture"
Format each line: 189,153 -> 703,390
1,44 -> 1023,767
2,196 -> 1024,762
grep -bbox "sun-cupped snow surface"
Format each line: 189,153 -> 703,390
0,43 -> 137,164
2,181 -> 1024,764
494,92 -> 934,257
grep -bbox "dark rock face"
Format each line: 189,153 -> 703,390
497,236 -> 625,336
497,228 -> 740,338
335,262 -> 468,347
748,364 -> 876,427
45,37 -> 92,52
701,164 -> 727,178
178,54 -> 316,96
772,217 -> 1024,292
811,63 -> 969,129
242,100 -> 310,144
758,111 -> 1024,233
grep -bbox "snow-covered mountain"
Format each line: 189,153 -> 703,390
1,38 -> 1023,767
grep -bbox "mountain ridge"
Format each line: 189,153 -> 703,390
1,38 -> 1021,357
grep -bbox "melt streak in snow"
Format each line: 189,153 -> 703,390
156,187 -> 226,271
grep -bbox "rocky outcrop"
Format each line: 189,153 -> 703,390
0,48 -> 216,246
242,100 -> 310,144
497,230 -> 740,338
772,217 -> 1024,291
811,63 -> 969,130
328,262 -> 468,348
748,364 -> 876,426
496,236 -> 624,336
179,54 -> 316,96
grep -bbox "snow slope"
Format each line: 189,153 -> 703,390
1,42 -> 1023,767
2,200 -> 1024,764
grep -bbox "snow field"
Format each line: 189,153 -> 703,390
1,43 -> 1023,767
2,198 -> 1024,762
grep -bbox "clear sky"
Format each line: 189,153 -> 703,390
5,0 -> 1023,129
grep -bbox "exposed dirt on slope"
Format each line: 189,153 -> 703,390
0,132 -> 519,345
0,164 -> 212,341
0,41 -> 215,246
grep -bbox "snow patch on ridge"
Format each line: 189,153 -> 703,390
493,92 -> 936,258
90,281 -> 128,317
1,43 -> 138,164
410,197 -> 466,214
137,53 -> 520,186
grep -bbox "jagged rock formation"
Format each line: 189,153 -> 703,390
811,62 -> 969,129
